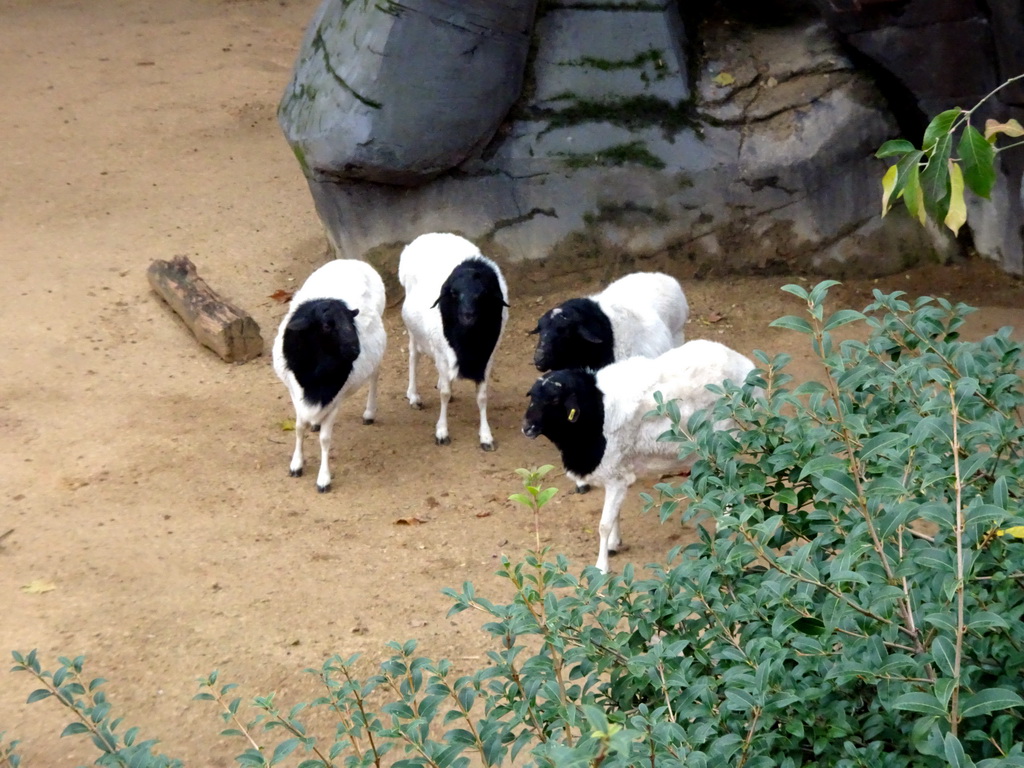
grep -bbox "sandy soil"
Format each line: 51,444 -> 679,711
2,1 -> 1024,763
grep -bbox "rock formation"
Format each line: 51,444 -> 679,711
280,0 -> 971,279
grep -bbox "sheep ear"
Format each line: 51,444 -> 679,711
431,292 -> 444,309
350,308 -> 360,318
579,325 -> 603,345
502,299 -> 511,308
286,314 -> 311,332
527,325 -> 540,335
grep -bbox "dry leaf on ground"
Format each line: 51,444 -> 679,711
22,579 -> 56,594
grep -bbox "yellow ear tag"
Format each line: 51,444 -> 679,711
568,408 -> 576,422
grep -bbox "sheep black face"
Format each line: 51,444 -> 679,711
523,369 -> 607,478
433,260 -> 509,383
434,261 -> 507,326
529,298 -> 614,372
282,299 -> 361,408
523,372 -> 581,439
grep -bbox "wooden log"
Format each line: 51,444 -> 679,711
147,255 -> 263,363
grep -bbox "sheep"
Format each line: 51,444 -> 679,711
399,232 -> 509,450
529,272 -> 689,373
522,339 -> 759,573
271,259 -> 387,493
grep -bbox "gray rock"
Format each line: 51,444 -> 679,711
302,11 -> 954,280
847,18 -> 998,103
279,0 -> 538,185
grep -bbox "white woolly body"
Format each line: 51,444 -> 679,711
593,272 -> 689,361
398,232 -> 510,448
271,259 -> 387,491
571,339 -> 758,572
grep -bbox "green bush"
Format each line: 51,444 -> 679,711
5,282 -> 1024,767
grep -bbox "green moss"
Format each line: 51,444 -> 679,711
675,172 -> 694,189
555,140 -> 665,170
311,27 -> 382,109
583,200 -> 671,226
532,94 -> 698,134
290,143 -> 310,175
374,1 -> 402,17
559,48 -> 668,78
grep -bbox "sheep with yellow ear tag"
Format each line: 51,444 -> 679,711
522,340 -> 761,573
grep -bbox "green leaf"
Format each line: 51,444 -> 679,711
876,139 -> 916,158
944,160 -> 968,236
270,738 -> 300,765
60,722 -> 90,738
823,309 -> 866,331
792,616 -> 826,636
798,455 -> 847,481
860,432 -> 909,460
808,279 -> 841,305
536,487 -> 558,506
922,108 -> 962,151
959,125 -> 996,198
769,315 -> 813,334
944,731 -> 968,768
893,692 -> 946,715
968,611 -> 1009,632
26,689 -> 51,704
816,470 -> 859,505
993,475 -> 1009,512
920,131 -> 952,220
931,635 -> 956,677
960,687 -> 1024,718
901,156 -> 927,225
779,283 -> 809,300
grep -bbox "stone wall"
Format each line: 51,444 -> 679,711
279,0 -> 969,280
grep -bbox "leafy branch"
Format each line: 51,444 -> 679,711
877,72 -> 1024,235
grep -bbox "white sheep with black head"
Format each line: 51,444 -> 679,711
522,339 -> 759,573
530,271 -> 689,372
399,233 -> 509,450
272,259 -> 387,493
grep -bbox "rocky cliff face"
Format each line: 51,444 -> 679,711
279,0 -> 967,280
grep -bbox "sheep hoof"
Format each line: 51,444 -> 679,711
311,424 -> 321,433
573,483 -> 591,495
317,483 -> 331,494
289,468 -> 303,478
410,401 -> 423,410
435,436 -> 451,446
480,441 -> 496,452
362,417 -> 375,425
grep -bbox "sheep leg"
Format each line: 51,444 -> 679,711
363,370 -> 379,425
315,408 -> 339,493
289,415 -> 306,477
435,374 -> 452,445
406,342 -> 423,409
596,482 -> 629,573
476,380 -> 495,451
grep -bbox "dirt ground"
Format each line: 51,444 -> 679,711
2,1 -> 1024,764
